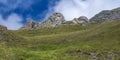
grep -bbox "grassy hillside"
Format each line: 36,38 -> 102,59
0,20 -> 120,60
14,24 -> 93,37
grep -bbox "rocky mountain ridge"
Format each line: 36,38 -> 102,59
20,13 -> 89,30
20,7 -> 120,30
36,13 -> 65,28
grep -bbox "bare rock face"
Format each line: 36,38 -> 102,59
20,13 -> 89,30
20,19 -> 36,30
90,7 -> 120,23
63,16 -> 89,26
37,13 -> 65,28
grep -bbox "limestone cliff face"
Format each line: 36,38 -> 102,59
90,7 -> 120,23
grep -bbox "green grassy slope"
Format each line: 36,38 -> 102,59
14,24 -> 93,37
0,20 -> 120,60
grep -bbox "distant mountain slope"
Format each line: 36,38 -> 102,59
90,7 -> 120,23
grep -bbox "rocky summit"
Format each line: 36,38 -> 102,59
90,7 -> 120,23
36,13 -> 65,28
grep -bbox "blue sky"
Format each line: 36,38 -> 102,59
0,0 -> 120,30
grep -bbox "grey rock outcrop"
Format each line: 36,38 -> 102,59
36,13 -> 65,28
20,19 -> 36,30
90,7 -> 120,23
63,16 -> 89,26
20,13 -> 89,30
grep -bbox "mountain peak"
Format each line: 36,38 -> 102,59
36,12 -> 65,28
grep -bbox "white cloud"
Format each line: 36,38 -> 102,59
0,13 -> 23,30
53,0 -> 120,21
